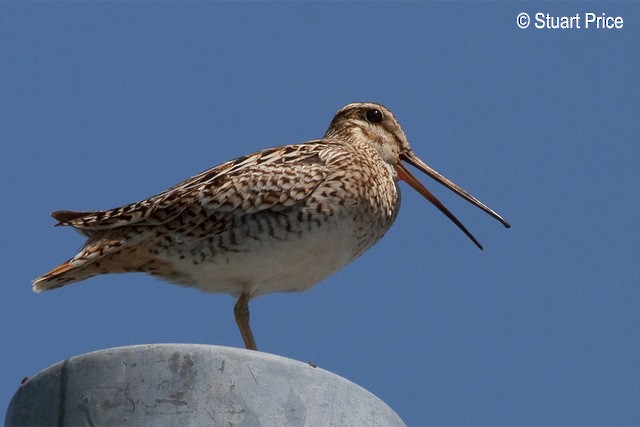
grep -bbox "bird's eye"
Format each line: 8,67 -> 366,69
365,109 -> 383,124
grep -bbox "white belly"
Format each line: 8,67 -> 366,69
158,218 -> 357,298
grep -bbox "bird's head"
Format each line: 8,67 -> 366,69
325,102 -> 510,249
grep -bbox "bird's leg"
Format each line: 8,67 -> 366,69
234,291 -> 257,351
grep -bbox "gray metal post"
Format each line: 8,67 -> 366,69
5,344 -> 405,426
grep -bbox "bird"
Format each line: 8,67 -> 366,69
33,102 -> 510,351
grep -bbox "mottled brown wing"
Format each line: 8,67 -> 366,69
52,142 -> 333,234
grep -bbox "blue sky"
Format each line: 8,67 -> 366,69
1,2 -> 639,425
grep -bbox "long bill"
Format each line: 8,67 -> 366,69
395,151 -> 510,250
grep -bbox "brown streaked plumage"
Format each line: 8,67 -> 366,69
33,102 -> 510,350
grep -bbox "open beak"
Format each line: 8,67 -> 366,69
395,151 -> 510,250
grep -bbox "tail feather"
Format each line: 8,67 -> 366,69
35,211 -> 160,292
51,210 -> 95,225
33,230 -> 130,292
32,260 -> 96,292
